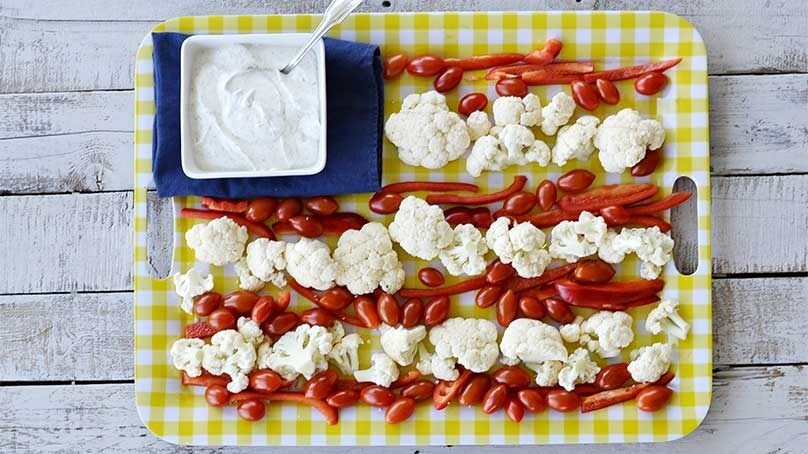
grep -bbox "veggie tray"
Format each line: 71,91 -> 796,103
134,11 -> 711,446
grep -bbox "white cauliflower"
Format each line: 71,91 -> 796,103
551,115 -> 600,166
172,268 -> 214,314
628,343 -> 672,383
549,211 -> 607,262
388,196 -> 453,260
597,227 -> 673,279
597,230 -> 629,264
328,332 -> 364,375
492,94 -> 542,127
527,360 -> 563,387
467,110 -> 491,141
429,318 -> 499,373
256,340 -> 272,369
185,216 -> 248,266
439,224 -> 489,276
557,347 -> 600,391
465,125 -> 551,177
500,318 -> 568,365
416,344 -> 459,381
236,317 -> 264,347
385,91 -> 471,169
634,227 -> 675,273
594,108 -> 665,173
581,311 -> 635,358
333,222 -> 405,295
201,330 -> 257,393
541,92 -> 576,136
559,316 -> 585,343
284,238 -> 338,291
264,324 -> 334,381
234,258 -> 264,292
486,217 -> 552,278
169,338 -> 205,377
380,324 -> 427,366
245,238 -> 287,288
646,299 -> 690,341
353,352 -> 400,387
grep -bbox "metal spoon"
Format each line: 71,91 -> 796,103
279,0 -> 364,74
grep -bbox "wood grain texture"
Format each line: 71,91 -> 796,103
1,366 -> 806,452
0,0 -> 805,93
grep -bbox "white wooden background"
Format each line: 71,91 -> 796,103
0,0 -> 806,452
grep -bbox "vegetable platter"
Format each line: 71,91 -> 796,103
134,11 -> 711,446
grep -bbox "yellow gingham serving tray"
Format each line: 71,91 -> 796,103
134,11 -> 711,446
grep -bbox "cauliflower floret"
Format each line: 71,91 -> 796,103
628,343 -> 672,383
557,347 -> 600,391
380,324 -> 427,366
526,360 -> 563,387
597,227 -> 673,278
385,91 -> 471,169
172,268 -> 214,314
256,339 -> 272,369
635,226 -> 675,268
388,196 -> 453,260
333,222 -> 405,295
234,258 -> 264,292
429,318 -> 499,373
264,324 -> 334,381
201,330 -> 257,393
467,110 -> 492,141
551,115 -> 601,166
581,311 -> 635,358
245,238 -> 287,288
353,352 -> 400,387
597,230 -> 628,264
170,338 -> 205,377
416,344 -> 459,381
237,317 -> 264,347
559,316 -> 585,343
541,92 -> 576,136
466,135 -> 509,177
500,318 -> 568,365
465,126 -> 551,177
549,211 -> 607,262
439,224 -> 489,276
284,238 -> 338,291
485,218 -> 552,278
492,94 -> 541,127
594,108 -> 665,173
185,217 -> 248,266
640,261 -> 663,280
646,299 -> 690,342
328,332 -> 364,375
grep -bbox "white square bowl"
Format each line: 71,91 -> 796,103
179,33 -> 327,179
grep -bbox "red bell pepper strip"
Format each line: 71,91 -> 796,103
523,38 -> 563,65
181,371 -> 229,387
505,263 -> 578,293
518,285 -> 559,301
444,53 -> 525,70
433,369 -> 473,410
627,215 -> 672,233
228,391 -> 339,425
398,275 -> 487,298
200,197 -> 248,213
426,176 -> 527,205
288,279 -> 320,303
653,372 -> 675,387
554,278 -> 664,306
319,212 -> 368,234
381,181 -> 479,194
180,208 -> 275,239
522,209 -> 579,228
581,383 -> 647,413
572,383 -> 600,397
583,58 -> 682,83
487,62 -> 594,80
486,64 -> 546,80
627,192 -> 693,216
521,70 -> 583,85
557,184 -> 658,213
184,321 -> 217,339
390,370 -> 422,389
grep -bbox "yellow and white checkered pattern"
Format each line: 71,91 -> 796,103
134,11 -> 711,446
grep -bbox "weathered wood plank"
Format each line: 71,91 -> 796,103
0,277 -> 802,381
0,74 -> 805,194
0,0 -> 805,93
1,366 -> 806,452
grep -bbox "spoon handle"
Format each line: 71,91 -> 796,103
280,0 -> 364,74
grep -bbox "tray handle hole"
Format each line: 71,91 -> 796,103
381,1 -> 391,7
671,176 -> 699,275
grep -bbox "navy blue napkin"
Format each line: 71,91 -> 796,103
151,32 -> 383,198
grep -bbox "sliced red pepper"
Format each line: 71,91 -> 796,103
653,372 -> 675,386
521,70 -> 583,85
228,391 -> 339,425
487,62 -> 594,80
426,176 -> 527,206
390,370 -> 422,389
522,209 -> 579,228
581,383 -> 647,413
627,192 -> 692,216
554,278 -> 664,306
319,212 -> 368,234
398,275 -> 487,298
180,208 -> 275,239
623,215 -> 672,233
288,279 -> 320,303
523,38 -> 563,65
433,369 -> 473,410
444,53 -> 525,70
572,383 -> 600,397
184,321 -> 217,339
200,197 -> 248,213
486,64 -> 547,80
181,371 -> 229,387
557,184 -> 658,213
381,181 -> 479,194
583,58 -> 682,83
518,285 -> 559,301
505,264 -> 578,293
